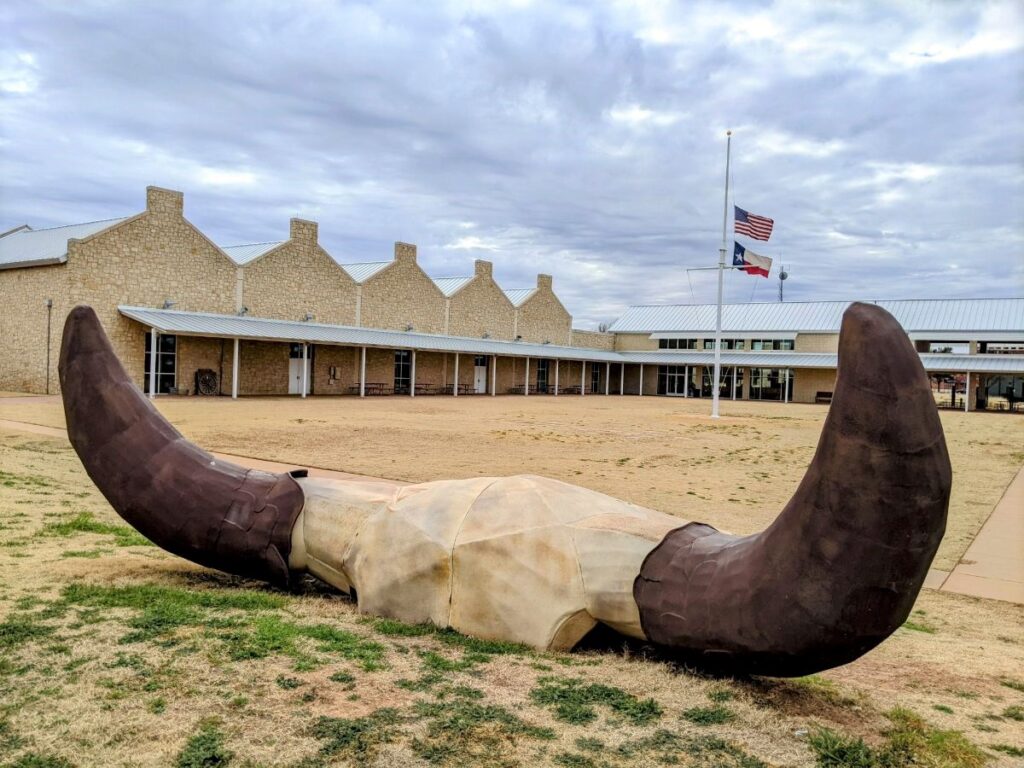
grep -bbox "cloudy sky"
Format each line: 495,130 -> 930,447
2,1 -> 1022,328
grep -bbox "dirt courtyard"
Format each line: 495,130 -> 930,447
0,393 -> 1022,767
3,392 -> 1021,572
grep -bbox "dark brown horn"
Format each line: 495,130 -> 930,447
58,305 -> 304,586
634,302 -> 951,677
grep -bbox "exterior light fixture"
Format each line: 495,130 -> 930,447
406,324 -> 415,331
482,332 -> 490,339
515,335 -> 522,341
237,307 -> 249,317
304,313 -> 315,322
162,299 -> 176,309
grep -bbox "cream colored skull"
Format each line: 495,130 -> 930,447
288,475 -> 684,650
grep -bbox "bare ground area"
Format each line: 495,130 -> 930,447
2,393 -> 1021,570
0,394 -> 1022,767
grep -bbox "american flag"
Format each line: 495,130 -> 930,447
734,205 -> 774,241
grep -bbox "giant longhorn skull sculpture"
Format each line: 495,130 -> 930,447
59,303 -> 950,676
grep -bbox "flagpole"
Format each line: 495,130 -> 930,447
712,130 -> 731,420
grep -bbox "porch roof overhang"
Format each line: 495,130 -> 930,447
118,306 -> 1024,374
118,306 -> 623,363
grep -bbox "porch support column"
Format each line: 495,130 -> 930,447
301,343 -> 308,398
359,346 -> 366,397
784,368 -> 790,404
605,362 -> 610,395
453,353 -> 459,397
525,357 -> 530,396
554,359 -> 560,396
732,366 -> 737,400
965,371 -> 971,413
684,365 -> 689,398
231,338 -> 239,400
639,364 -> 644,396
491,355 -> 497,396
148,327 -> 157,399
410,350 -> 416,397
581,361 -> 586,395
619,363 -> 624,395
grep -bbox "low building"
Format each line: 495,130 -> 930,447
2,185 -> 1022,411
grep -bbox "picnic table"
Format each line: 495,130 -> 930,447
559,385 -> 582,395
347,382 -> 390,395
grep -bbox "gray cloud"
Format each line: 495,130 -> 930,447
2,0 -> 1021,329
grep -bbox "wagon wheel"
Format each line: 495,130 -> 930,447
196,370 -> 218,396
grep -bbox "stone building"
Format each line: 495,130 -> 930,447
2,185 -> 1022,409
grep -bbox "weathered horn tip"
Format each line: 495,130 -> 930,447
634,298 -> 951,676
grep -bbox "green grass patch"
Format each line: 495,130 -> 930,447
0,717 -> 26,754
309,708 -> 404,763
5,754 -> 77,768
933,704 -> 954,714
809,708 -> 986,768
39,512 -> 152,547
901,619 -> 937,634
329,670 -> 356,685
999,677 -> 1024,694
410,699 -> 554,764
175,721 -> 233,767
370,618 -> 436,637
990,744 -> 1024,757
1002,705 -> 1023,721
220,614 -> 387,671
0,470 -> 54,489
613,730 -> 765,767
0,614 -> 55,650
59,549 -> 105,559
682,704 -> 736,725
530,676 -> 662,726
61,583 -> 287,644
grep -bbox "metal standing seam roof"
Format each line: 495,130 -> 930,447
220,241 -> 286,266
609,299 -> 1024,334
339,261 -> 392,283
117,306 -> 624,362
432,276 -> 474,297
117,306 -> 1024,374
0,217 -> 128,270
503,288 -> 536,307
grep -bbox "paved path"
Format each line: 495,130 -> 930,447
1,416 -> 1019,604
929,465 -> 1024,604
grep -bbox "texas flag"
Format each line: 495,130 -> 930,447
733,242 -> 772,278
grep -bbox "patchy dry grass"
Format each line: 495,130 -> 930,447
0,396 -> 1022,766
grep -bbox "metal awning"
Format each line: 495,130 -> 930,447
118,306 -> 1024,374
119,306 -> 623,363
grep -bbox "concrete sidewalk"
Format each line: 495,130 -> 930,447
931,465 -> 1024,604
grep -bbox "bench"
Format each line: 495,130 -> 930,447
815,391 -> 833,404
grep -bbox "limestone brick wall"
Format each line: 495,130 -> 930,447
0,264 -> 68,393
795,333 -> 840,353
359,243 -> 446,334
791,367 -> 837,404
313,345 -> 359,395
64,187 -> 238,393
446,261 -> 516,340
230,341 -> 289,395
571,329 -> 614,350
613,333 -> 658,351
363,348 -> 398,391
241,219 -> 357,326
514,275 -> 572,345
177,336 -> 230,395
